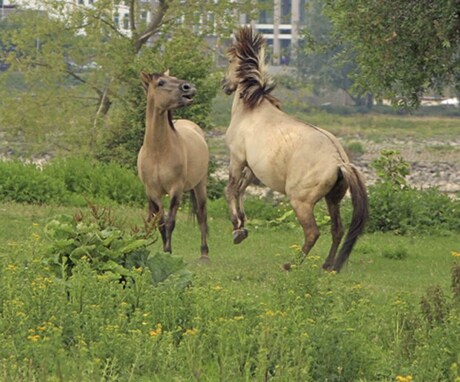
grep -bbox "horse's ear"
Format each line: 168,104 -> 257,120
164,69 -> 170,76
140,71 -> 151,93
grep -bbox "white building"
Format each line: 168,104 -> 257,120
1,0 -> 306,65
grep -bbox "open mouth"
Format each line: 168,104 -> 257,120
182,94 -> 194,104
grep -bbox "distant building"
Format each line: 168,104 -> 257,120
1,0 -> 306,65
239,0 -> 306,65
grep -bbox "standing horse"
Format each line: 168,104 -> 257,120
138,70 -> 210,260
222,27 -> 368,272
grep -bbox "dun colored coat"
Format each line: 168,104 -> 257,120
222,27 -> 368,271
138,71 -> 209,260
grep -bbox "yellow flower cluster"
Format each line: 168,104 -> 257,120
149,323 -> 162,337
452,251 -> 460,258
396,375 -> 413,382
184,328 -> 198,336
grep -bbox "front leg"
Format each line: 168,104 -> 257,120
164,193 -> 181,253
225,160 -> 252,244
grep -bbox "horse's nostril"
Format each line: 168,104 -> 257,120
181,83 -> 191,92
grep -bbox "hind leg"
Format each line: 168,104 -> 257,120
290,198 -> 320,262
148,198 -> 167,248
226,160 -> 253,244
322,179 -> 347,270
192,179 -> 210,260
322,198 -> 344,270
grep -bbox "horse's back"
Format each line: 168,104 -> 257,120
237,106 -> 348,197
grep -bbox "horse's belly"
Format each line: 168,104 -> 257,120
250,163 -> 286,194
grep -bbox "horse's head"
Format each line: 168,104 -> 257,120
141,70 -> 196,110
221,55 -> 239,95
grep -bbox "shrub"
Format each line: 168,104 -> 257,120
368,150 -> 460,234
0,160 -> 67,204
0,158 -> 146,206
41,204 -> 191,287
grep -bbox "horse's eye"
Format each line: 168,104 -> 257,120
158,79 -> 165,87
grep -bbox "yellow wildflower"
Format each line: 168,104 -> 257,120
6,264 -> 17,271
27,334 -> 40,342
184,328 -> 198,336
396,375 -> 413,382
233,315 -> 244,321
211,284 -> 223,291
451,251 -> 460,258
149,323 -> 162,337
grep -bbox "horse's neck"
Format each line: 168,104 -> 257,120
144,97 -> 173,151
231,90 -> 276,122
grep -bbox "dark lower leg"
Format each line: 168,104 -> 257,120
322,201 -> 344,270
164,195 -> 180,253
148,199 -> 166,246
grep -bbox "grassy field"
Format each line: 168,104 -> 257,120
1,200 -> 459,381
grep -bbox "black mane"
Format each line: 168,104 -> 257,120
228,26 -> 281,109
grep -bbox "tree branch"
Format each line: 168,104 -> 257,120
134,0 -> 169,53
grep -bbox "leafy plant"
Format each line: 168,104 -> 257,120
382,246 -> 409,260
42,205 -> 191,287
371,149 -> 410,188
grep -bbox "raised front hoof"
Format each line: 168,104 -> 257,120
232,228 -> 248,244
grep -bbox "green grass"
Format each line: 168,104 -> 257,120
1,200 -> 458,302
1,201 -> 459,381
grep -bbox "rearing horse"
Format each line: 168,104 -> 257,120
138,70 -> 210,260
222,27 -> 368,272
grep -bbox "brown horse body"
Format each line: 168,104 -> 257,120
222,27 -> 368,271
138,71 -> 209,260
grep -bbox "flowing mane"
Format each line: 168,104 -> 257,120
228,26 -> 281,109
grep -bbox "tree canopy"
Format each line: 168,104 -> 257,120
0,0 -> 254,157
324,0 -> 460,107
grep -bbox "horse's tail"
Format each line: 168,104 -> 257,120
333,164 -> 369,272
189,191 -> 209,235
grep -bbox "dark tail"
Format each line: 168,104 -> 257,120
333,164 -> 369,272
190,191 -> 209,235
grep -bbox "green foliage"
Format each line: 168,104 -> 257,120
325,0 -> 460,107
0,160 -> 67,204
382,246 -> 409,260
371,149 -> 410,188
368,150 -> 460,234
0,1 -> 252,157
1,203 -> 459,380
0,158 -> 145,206
368,182 -> 460,234
42,205 -> 191,287
368,149 -> 460,234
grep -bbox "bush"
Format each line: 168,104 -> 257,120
368,150 -> 460,234
368,182 -> 460,234
0,160 -> 67,204
0,158 -> 146,206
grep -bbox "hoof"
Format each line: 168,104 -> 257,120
322,263 -> 333,271
199,255 -> 210,263
281,262 -> 292,272
232,228 -> 248,244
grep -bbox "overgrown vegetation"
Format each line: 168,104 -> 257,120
0,158 -> 145,206
1,209 -> 459,380
367,150 -> 460,234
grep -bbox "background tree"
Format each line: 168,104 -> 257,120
324,0 -> 460,107
296,0 -> 373,107
0,0 -> 254,158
